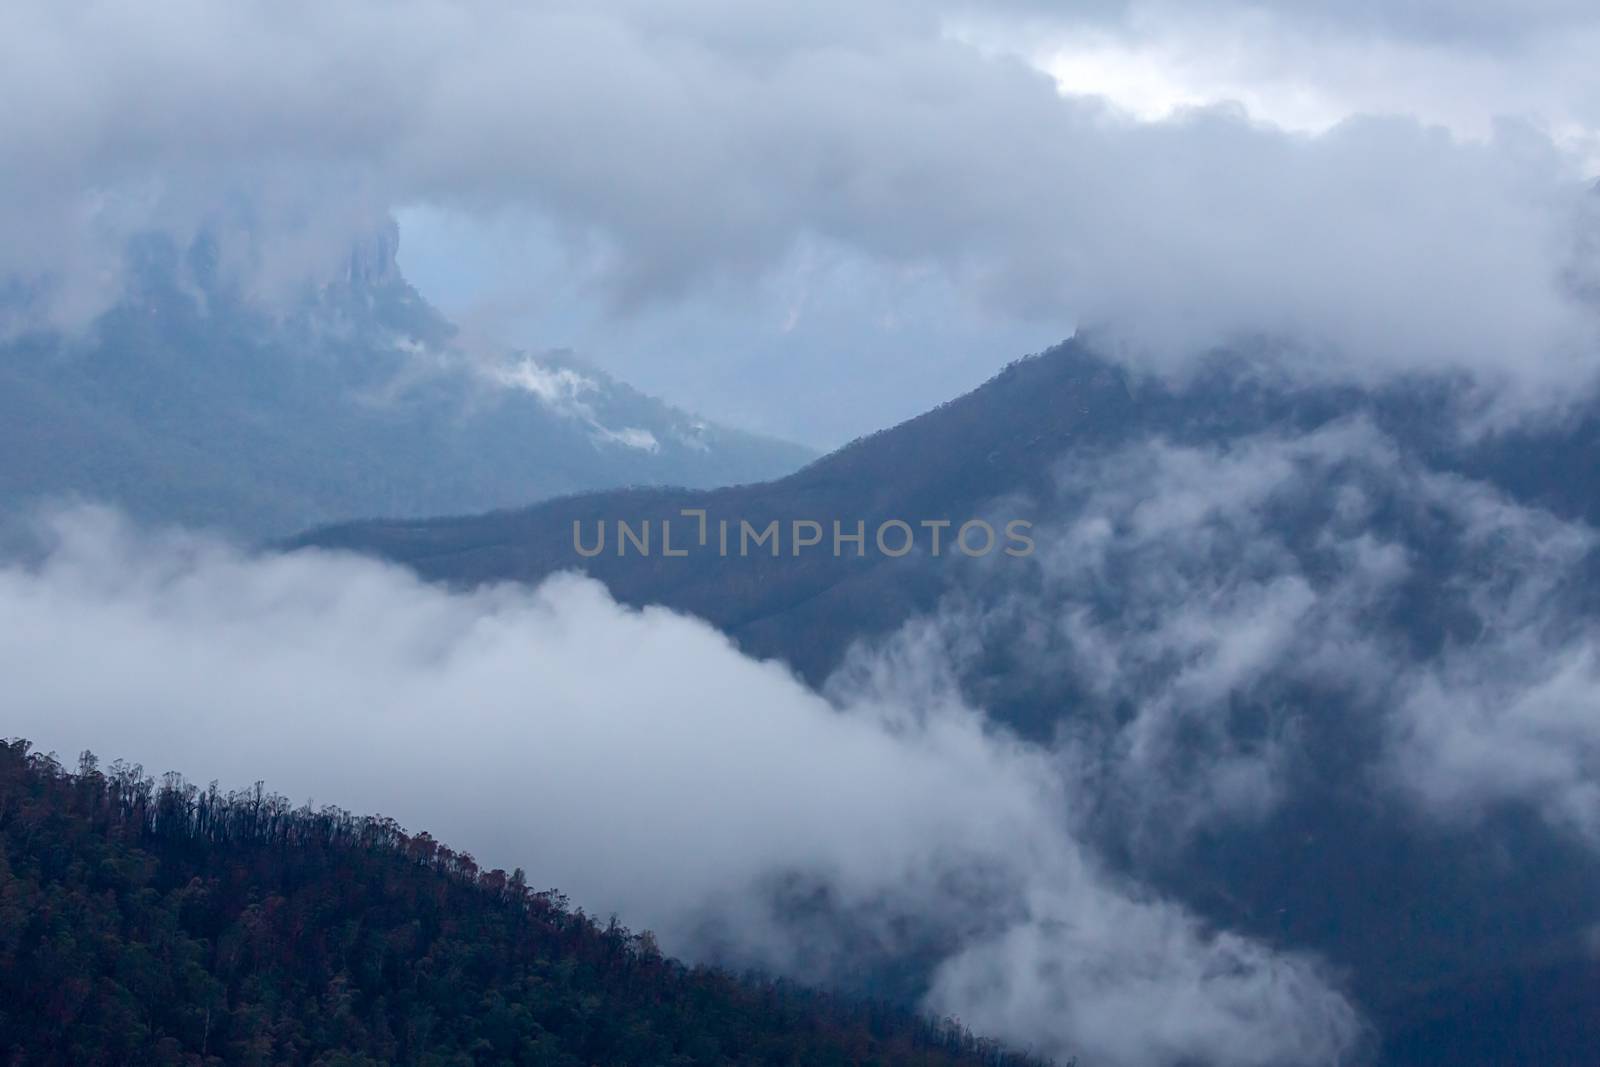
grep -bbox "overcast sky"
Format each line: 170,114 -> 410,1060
4,0 -> 1600,443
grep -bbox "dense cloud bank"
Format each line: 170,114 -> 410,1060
3,0 -> 1598,408
6,412 -> 1600,1061
0,505 -> 1362,1067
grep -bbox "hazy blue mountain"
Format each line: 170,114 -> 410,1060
299,336 -> 1600,1065
295,337 -> 1600,683
0,223 -> 813,537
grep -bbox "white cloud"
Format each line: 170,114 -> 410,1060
0,504 -> 1364,1067
928,900 -> 1365,1067
951,1 -> 1600,152
3,0 -> 1598,413
839,418 -> 1600,859
1003,423 -> 1414,838
1383,480 -> 1600,840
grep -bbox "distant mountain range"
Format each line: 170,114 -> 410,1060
0,222 -> 813,538
297,337 -> 1600,683
300,336 -> 1600,1065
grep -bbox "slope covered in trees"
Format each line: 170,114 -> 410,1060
0,739 -> 1057,1067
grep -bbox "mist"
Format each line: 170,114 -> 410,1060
4,0 -> 1599,440
841,418 -> 1600,858
6,422 -> 1600,1062
0,504 -> 1363,1067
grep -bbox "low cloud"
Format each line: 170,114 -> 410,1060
1384,488 -> 1600,840
855,419 -> 1600,857
5,434 -> 1594,1062
0,505 -> 1363,1067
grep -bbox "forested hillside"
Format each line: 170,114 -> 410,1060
0,739 -> 1057,1067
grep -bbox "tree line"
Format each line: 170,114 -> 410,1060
0,738 -> 1065,1066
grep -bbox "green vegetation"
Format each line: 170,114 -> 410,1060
0,739 -> 1054,1067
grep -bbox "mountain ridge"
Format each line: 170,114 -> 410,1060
0,222 -> 814,538
294,334 -> 1600,1065
293,335 -> 1600,684
0,737 -> 1061,1067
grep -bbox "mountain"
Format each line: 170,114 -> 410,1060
0,223 -> 813,538
298,336 -> 1600,1065
0,738 -> 1060,1067
295,336 -> 1600,687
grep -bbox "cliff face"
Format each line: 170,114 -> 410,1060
0,221 -> 814,538
345,216 -> 403,288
